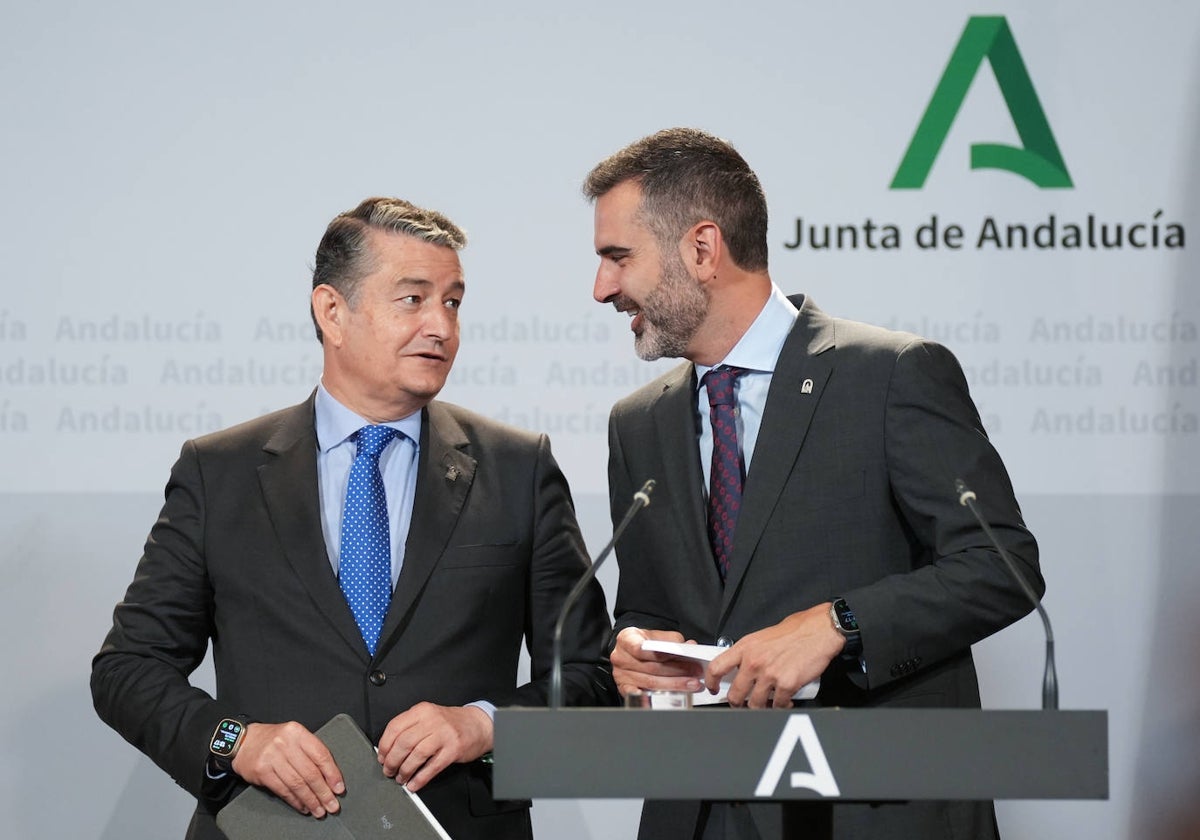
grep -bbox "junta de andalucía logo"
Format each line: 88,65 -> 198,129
891,15 -> 1072,189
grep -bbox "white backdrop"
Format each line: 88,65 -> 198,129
2,2 -> 1198,838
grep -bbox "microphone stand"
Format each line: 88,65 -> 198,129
956,479 -> 1058,710
549,479 -> 655,710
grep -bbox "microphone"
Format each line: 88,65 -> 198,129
549,479 -> 656,710
955,478 -> 1058,710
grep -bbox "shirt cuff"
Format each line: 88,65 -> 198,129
205,757 -> 228,781
466,700 -> 496,720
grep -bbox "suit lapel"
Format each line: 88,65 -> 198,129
257,394 -> 368,659
719,298 -> 837,624
649,364 -> 725,623
375,401 -> 475,657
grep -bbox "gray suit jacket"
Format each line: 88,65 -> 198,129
607,296 -> 1041,840
92,393 -> 616,840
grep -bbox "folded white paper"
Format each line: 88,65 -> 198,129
641,640 -> 820,705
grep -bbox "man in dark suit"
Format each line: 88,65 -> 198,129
92,197 -> 616,840
583,128 -> 1042,839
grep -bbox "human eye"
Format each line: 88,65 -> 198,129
443,298 -> 461,312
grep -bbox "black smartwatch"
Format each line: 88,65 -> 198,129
830,598 -> 863,658
209,715 -> 251,775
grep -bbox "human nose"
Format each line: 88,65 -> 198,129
423,303 -> 455,340
593,263 -> 619,304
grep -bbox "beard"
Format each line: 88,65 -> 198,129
631,251 -> 710,361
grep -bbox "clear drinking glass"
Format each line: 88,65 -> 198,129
623,689 -> 693,710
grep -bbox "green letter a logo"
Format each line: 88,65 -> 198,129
891,16 -> 1072,189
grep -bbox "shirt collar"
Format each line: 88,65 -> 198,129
315,382 -> 423,452
695,283 -> 799,383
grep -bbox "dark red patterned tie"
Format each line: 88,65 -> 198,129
703,366 -> 747,581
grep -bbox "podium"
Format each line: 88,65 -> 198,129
493,708 -> 1107,801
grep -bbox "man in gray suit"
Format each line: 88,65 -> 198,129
92,197 -> 616,840
584,128 -> 1041,839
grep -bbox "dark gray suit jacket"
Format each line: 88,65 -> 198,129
607,296 -> 1041,840
92,393 -> 616,840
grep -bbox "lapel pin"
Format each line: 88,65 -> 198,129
801,378 -> 814,394
445,464 -> 460,482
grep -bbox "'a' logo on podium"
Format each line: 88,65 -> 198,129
755,715 -> 841,798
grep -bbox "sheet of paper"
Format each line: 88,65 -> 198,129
641,640 -> 820,705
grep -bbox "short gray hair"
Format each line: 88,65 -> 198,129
310,197 -> 467,342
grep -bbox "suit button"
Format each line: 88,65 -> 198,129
716,636 -> 733,648
890,664 -> 901,677
369,670 -> 387,686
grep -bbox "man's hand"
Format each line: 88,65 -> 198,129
610,627 -> 704,697
231,722 -> 345,818
377,703 -> 493,793
706,604 -> 844,709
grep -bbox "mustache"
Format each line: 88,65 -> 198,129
612,295 -> 640,314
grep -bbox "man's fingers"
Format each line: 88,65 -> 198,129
378,704 -> 492,788
269,764 -> 330,818
772,689 -> 795,709
706,649 -> 739,691
403,745 -> 453,793
289,752 -> 341,815
611,656 -> 701,682
300,738 -> 345,801
396,733 -> 437,785
747,678 -> 775,710
727,671 -> 746,706
613,627 -> 686,660
613,666 -> 701,693
611,627 -> 708,693
613,630 -> 705,694
233,722 -> 345,818
378,712 -> 420,764
379,736 -> 410,778
263,768 -> 308,815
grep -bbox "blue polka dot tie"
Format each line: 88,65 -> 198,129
339,425 -> 399,656
703,366 -> 748,582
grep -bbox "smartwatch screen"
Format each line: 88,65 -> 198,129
834,600 -> 860,633
211,719 -> 243,757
